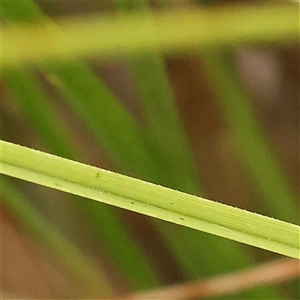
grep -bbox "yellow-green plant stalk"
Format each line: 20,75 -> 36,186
1,140 -> 299,259
2,5 -> 298,67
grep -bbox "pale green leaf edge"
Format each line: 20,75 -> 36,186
1,140 -> 299,259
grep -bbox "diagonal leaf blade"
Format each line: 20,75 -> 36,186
1,140 -> 299,259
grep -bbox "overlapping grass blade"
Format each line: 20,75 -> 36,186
42,60 -> 163,182
4,68 -> 77,159
2,1 -> 161,289
114,1 -> 199,194
2,69 -> 160,290
2,5 -> 298,68
200,50 -> 298,224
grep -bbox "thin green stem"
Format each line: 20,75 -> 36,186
2,5 -> 298,67
200,50 -> 298,223
114,0 -> 200,195
1,140 -> 299,259
4,68 -> 77,159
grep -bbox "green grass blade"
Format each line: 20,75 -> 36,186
42,60 -> 163,182
0,177 -> 113,298
1,140 -> 299,259
3,68 -> 77,159
2,65 -> 161,290
127,54 -> 200,193
201,50 -> 298,223
114,1 -> 199,194
2,5 -> 298,67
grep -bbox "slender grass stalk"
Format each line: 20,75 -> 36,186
2,5 -> 298,67
200,50 -> 298,223
114,0 -> 199,194
127,54 -> 200,193
42,60 -> 163,182
4,68 -> 77,159
1,140 -> 299,259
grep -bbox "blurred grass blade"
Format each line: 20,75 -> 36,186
113,2 -> 281,299
2,5 -> 298,67
42,60 -> 163,182
1,140 -> 299,259
0,177 -> 114,298
200,50 -> 298,223
2,63 -> 161,291
127,53 -> 199,193
4,68 -> 77,159
114,0 -> 199,193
